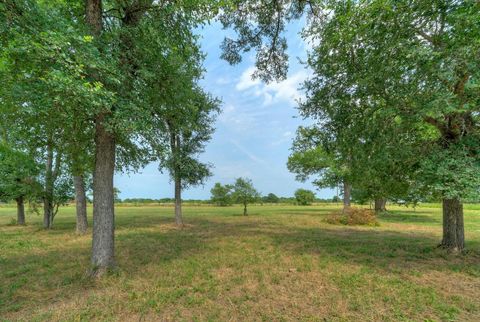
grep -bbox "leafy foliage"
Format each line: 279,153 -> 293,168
210,182 -> 233,206
262,193 -> 279,204
294,188 -> 315,206
0,144 -> 40,202
232,177 -> 260,215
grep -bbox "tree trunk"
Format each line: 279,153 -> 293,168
91,113 -> 116,273
243,202 -> 247,216
374,198 -> 387,212
171,134 -> 183,226
74,175 -> 88,234
86,0 -> 116,275
440,198 -> 464,252
343,181 -> 351,212
16,196 -> 25,225
85,0 -> 102,34
174,175 -> 183,226
43,143 -> 54,229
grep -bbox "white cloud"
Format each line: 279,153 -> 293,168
236,66 -> 261,91
235,67 -> 309,106
216,76 -> 231,85
218,104 -> 257,132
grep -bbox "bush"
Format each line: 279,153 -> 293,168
294,189 -> 315,205
325,207 -> 379,226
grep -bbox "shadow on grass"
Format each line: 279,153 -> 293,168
2,212 -> 480,317
378,211 -> 440,224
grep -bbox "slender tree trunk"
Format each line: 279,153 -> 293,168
440,198 -> 464,252
343,181 -> 351,212
91,113 -> 116,273
16,196 -> 25,225
374,198 -> 387,212
74,175 -> 88,234
43,143 -> 54,229
174,175 -> 183,226
43,142 -> 61,229
172,134 -> 183,226
243,202 -> 247,216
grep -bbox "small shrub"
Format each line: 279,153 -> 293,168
325,207 -> 379,226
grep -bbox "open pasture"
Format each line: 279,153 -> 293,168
1,204 -> 480,321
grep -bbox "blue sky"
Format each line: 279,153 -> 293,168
115,21 -> 335,200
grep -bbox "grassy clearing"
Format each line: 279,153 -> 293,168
1,203 -> 480,321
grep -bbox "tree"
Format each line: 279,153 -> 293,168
294,189 -> 315,206
0,144 -> 39,225
1,0 -> 317,273
0,0 -> 112,232
210,183 -> 233,206
162,95 -> 218,226
113,188 -> 121,203
232,178 -> 260,216
135,20 -> 220,225
262,193 -> 279,204
300,0 -> 480,251
288,126 -> 353,211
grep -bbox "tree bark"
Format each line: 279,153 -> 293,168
16,196 -> 25,225
74,175 -> 88,234
86,0 -> 116,274
374,198 -> 387,212
170,133 -> 183,226
243,202 -> 247,216
174,175 -> 183,226
343,181 -> 351,212
43,143 -> 54,229
440,198 -> 464,252
85,0 -> 102,34
91,113 -> 116,272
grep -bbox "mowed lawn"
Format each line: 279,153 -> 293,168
1,204 -> 480,321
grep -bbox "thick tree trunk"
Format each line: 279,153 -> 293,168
343,181 -> 351,212
174,175 -> 183,226
16,196 -> 25,225
85,0 -> 102,33
374,198 -> 387,212
440,198 -> 464,252
91,114 -> 116,273
86,0 -> 116,275
243,202 -> 247,216
74,175 -> 88,234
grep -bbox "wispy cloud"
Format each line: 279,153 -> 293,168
230,139 -> 267,165
236,67 -> 310,106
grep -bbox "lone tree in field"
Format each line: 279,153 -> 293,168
294,189 -> 315,206
232,178 -> 260,216
210,183 -> 233,206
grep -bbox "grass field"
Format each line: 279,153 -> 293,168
1,203 -> 480,321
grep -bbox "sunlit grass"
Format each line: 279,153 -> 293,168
1,203 -> 479,321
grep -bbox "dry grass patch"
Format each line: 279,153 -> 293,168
325,207 -> 380,226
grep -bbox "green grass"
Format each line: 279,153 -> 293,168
1,203 -> 480,321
